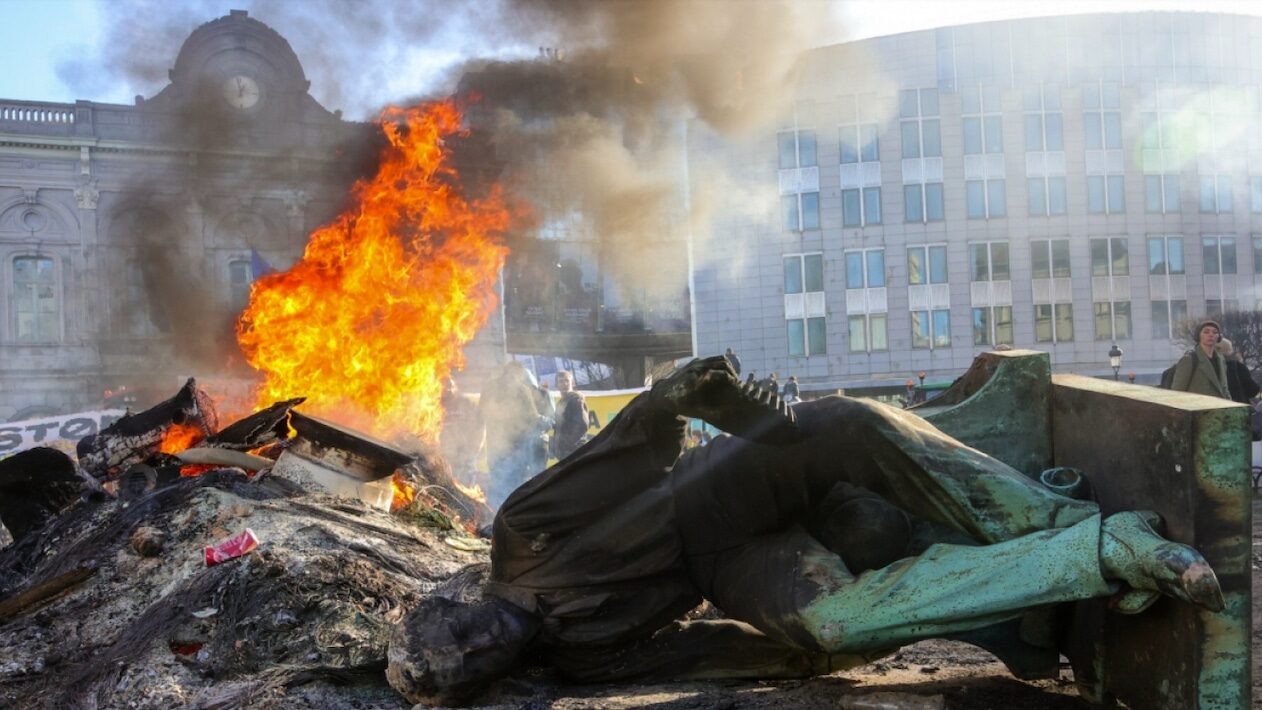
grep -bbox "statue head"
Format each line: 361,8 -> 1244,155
388,596 -> 540,706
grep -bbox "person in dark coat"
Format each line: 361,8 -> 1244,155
725,347 -> 742,376
389,356 -> 1223,706
550,370 -> 590,460
782,375 -> 801,403
1171,321 -> 1230,398
1216,338 -> 1259,404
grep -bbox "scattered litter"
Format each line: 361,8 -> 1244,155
191,608 -> 218,619
442,536 -> 491,553
204,528 -> 259,566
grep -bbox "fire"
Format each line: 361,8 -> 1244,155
454,480 -> 486,504
237,100 -> 512,441
391,471 -> 417,512
159,423 -> 205,454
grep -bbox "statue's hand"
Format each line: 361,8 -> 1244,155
651,356 -> 801,445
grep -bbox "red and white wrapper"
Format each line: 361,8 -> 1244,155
204,528 -> 259,566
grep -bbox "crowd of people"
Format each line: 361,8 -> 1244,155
1166,320 -> 1261,440
726,347 -> 801,404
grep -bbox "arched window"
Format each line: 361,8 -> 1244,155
13,256 -> 59,343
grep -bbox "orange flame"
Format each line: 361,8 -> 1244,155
159,423 -> 205,454
454,480 -> 486,504
237,100 -> 511,441
391,471 -> 417,512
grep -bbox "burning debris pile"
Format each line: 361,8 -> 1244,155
0,378 -> 493,709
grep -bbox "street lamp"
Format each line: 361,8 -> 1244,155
1108,343 -> 1124,381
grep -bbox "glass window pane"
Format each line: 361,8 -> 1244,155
922,119 -> 941,157
782,195 -> 799,230
1043,86 -> 1060,110
866,250 -> 886,287
1024,114 -> 1043,151
961,87 -> 981,114
804,254 -> 824,291
1201,176 -> 1217,212
849,315 -> 867,352
1088,176 -> 1106,213
778,133 -> 797,168
787,319 -> 806,356
1168,238 -> 1184,274
929,246 -> 948,283
871,314 -> 888,350
984,116 -> 1003,153
899,89 -> 919,118
1252,177 -> 1262,213
970,244 -> 989,281
921,89 -> 939,116
1028,177 -> 1047,215
1111,238 -> 1129,275
1035,304 -> 1054,342
1163,175 -> 1180,212
1082,85 -> 1100,110
1032,240 -> 1050,279
807,317 -> 827,355
1145,176 -> 1162,212
995,306 -> 1013,345
863,187 -> 882,224
925,183 -> 944,220
967,180 -> 986,218
932,309 -> 951,348
1104,113 -> 1122,148
983,86 -> 1001,111
972,307 -> 990,345
1152,300 -> 1170,339
907,247 -> 925,285
1114,301 -> 1131,339
1052,240 -> 1071,277
1140,113 -> 1159,149
1171,300 -> 1187,325
1056,303 -> 1074,341
860,124 -> 880,162
842,189 -> 861,227
963,117 -> 983,154
911,310 -> 930,348
1094,302 -> 1113,340
1203,238 -> 1220,275
1148,238 -> 1166,275
801,192 -> 820,229
846,252 -> 864,288
1218,176 -> 1233,212
1107,175 -> 1125,213
840,127 -> 858,164
1084,113 -> 1103,150
1222,238 -> 1237,274
1091,239 -> 1109,276
1254,237 -> 1262,274
784,256 -> 803,293
1102,82 -> 1120,108
798,131 -> 817,167
1045,113 -> 1064,150
901,121 -> 920,158
904,184 -> 923,221
991,242 -> 1010,280
1048,177 -> 1067,215
987,179 -> 1006,217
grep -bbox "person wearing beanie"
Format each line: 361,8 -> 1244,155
1215,337 -> 1259,403
1170,320 -> 1230,398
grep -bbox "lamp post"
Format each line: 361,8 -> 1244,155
1108,343 -> 1124,381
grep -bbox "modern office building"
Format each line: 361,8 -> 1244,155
689,12 -> 1262,392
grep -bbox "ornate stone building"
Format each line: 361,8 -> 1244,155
0,10 -> 505,421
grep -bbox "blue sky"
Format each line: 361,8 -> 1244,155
2,0 -> 1261,119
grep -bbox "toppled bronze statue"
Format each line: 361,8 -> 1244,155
387,355 -> 1224,706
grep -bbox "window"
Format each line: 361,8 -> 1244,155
1090,238 -> 1130,341
1151,300 -> 1187,340
842,187 -> 881,226
849,313 -> 888,352
1147,236 -> 1184,276
1252,177 -> 1262,213
1144,174 -> 1181,213
784,254 -> 826,357
907,245 -> 948,285
1199,175 -> 1233,213
899,89 -> 940,159
13,256 -> 58,343
1023,84 -> 1063,152
1027,177 -> 1067,216
961,86 -> 1003,155
1034,303 -> 1074,343
1206,299 -> 1239,317
969,242 -> 1010,282
1202,236 -> 1237,275
972,306 -> 1013,347
778,130 -> 817,169
967,179 -> 1006,219
1030,239 -> 1071,279
840,123 -> 879,164
1087,175 -> 1126,214
1083,81 -> 1122,150
905,182 -> 944,222
846,249 -> 886,288
912,309 -> 952,349
782,192 -> 820,231
1254,236 -> 1262,274
229,258 -> 254,313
